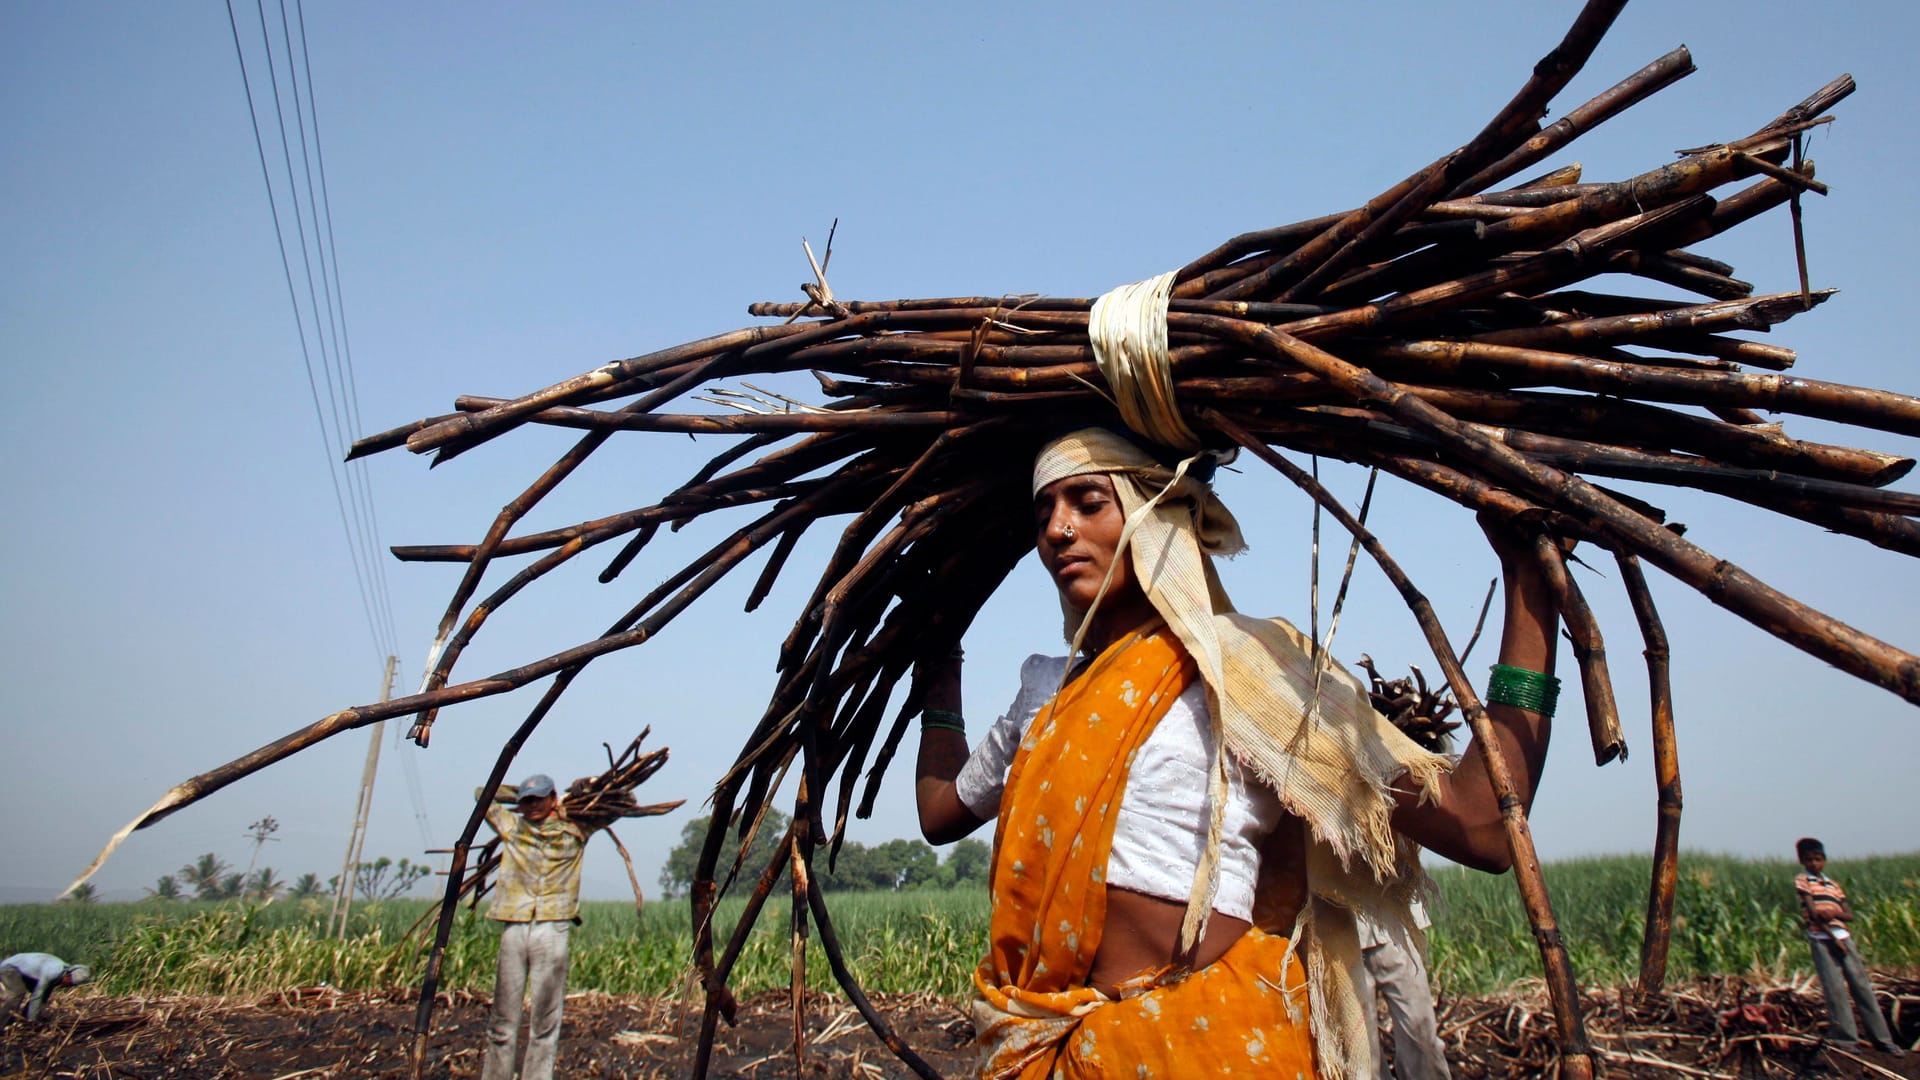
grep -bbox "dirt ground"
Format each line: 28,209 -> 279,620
3,975 -> 1915,1079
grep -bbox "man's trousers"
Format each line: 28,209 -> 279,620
0,967 -> 29,1028
1809,936 -> 1895,1048
481,919 -> 573,1080
1357,935 -> 1452,1080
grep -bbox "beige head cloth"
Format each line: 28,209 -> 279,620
1031,427 -> 1242,643
1086,271 -> 1200,451
1031,426 -> 1448,1080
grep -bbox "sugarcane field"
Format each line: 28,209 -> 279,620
6,2 -> 1920,1078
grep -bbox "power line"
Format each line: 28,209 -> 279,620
250,0 -> 395,658
227,0 -> 404,660
290,0 -> 401,651
226,5 -> 428,883
223,0 -> 390,662
268,0 -> 399,653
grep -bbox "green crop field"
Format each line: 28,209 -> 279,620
5,853 -> 1913,1000
1425,852 -> 1920,993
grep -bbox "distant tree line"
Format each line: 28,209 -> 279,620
657,811 -> 991,898
139,852 -> 429,903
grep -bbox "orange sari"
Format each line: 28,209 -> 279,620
970,625 -> 1317,1079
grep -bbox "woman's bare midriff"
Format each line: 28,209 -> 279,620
1087,886 -> 1252,997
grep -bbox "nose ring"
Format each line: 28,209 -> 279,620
1062,524 -> 1076,540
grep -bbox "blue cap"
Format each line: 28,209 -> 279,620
516,774 -> 556,800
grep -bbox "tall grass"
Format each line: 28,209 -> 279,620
4,855 -> 1911,999
0,890 -> 993,999
1425,852 -> 1920,994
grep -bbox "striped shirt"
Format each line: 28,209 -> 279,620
483,799 -> 590,923
1794,870 -> 1849,940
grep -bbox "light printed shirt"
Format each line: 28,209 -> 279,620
482,797 -> 590,923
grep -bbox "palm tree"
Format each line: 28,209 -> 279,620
217,873 -> 245,900
62,883 -> 98,904
179,853 -> 230,900
145,875 -> 183,902
289,873 -> 324,900
247,868 -> 285,902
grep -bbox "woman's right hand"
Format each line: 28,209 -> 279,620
1391,511 -> 1567,872
1475,509 -> 1574,578
914,646 -> 987,844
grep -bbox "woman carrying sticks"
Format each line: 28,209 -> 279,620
912,278 -> 1567,1080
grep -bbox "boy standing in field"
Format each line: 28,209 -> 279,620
1794,837 -> 1904,1055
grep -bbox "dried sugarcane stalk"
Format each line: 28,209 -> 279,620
690,824 -> 795,1078
1195,318 -> 1920,707
789,803 -> 810,1076
602,827 -> 646,921
405,422 -> 619,747
1449,45 -> 1697,197
1619,554 -> 1683,996
805,847 -> 944,1080
1528,537 -> 1628,766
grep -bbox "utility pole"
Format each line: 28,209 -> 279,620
329,654 -> 398,938
242,815 -> 281,899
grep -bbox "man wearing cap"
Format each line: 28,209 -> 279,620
1,953 -> 92,1026
478,773 -> 596,1080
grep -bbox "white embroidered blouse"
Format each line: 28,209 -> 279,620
953,653 -> 1285,922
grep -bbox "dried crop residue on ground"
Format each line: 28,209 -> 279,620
1438,974 -> 1917,1078
3,976 -> 1915,1078
0,988 -> 975,1079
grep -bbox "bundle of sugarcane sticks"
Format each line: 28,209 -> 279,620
63,2 -> 1920,1077
408,730 -> 684,942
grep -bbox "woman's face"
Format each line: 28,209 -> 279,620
1034,472 -> 1136,611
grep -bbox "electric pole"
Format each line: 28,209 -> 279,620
329,654 -> 398,937
242,815 -> 281,899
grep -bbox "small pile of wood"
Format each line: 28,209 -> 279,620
550,734 -> 686,832
1360,654 -> 1464,754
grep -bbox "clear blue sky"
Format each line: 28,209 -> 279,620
3,1 -> 1916,905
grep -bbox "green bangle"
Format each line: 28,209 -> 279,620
1486,664 -> 1560,717
921,709 -> 966,735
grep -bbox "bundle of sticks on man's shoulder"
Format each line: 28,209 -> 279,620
462,731 -> 681,907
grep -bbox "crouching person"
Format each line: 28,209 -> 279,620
0,953 -> 92,1027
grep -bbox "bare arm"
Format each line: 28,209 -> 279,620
915,652 -> 989,845
24,978 -> 54,1022
1392,520 -> 1562,873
